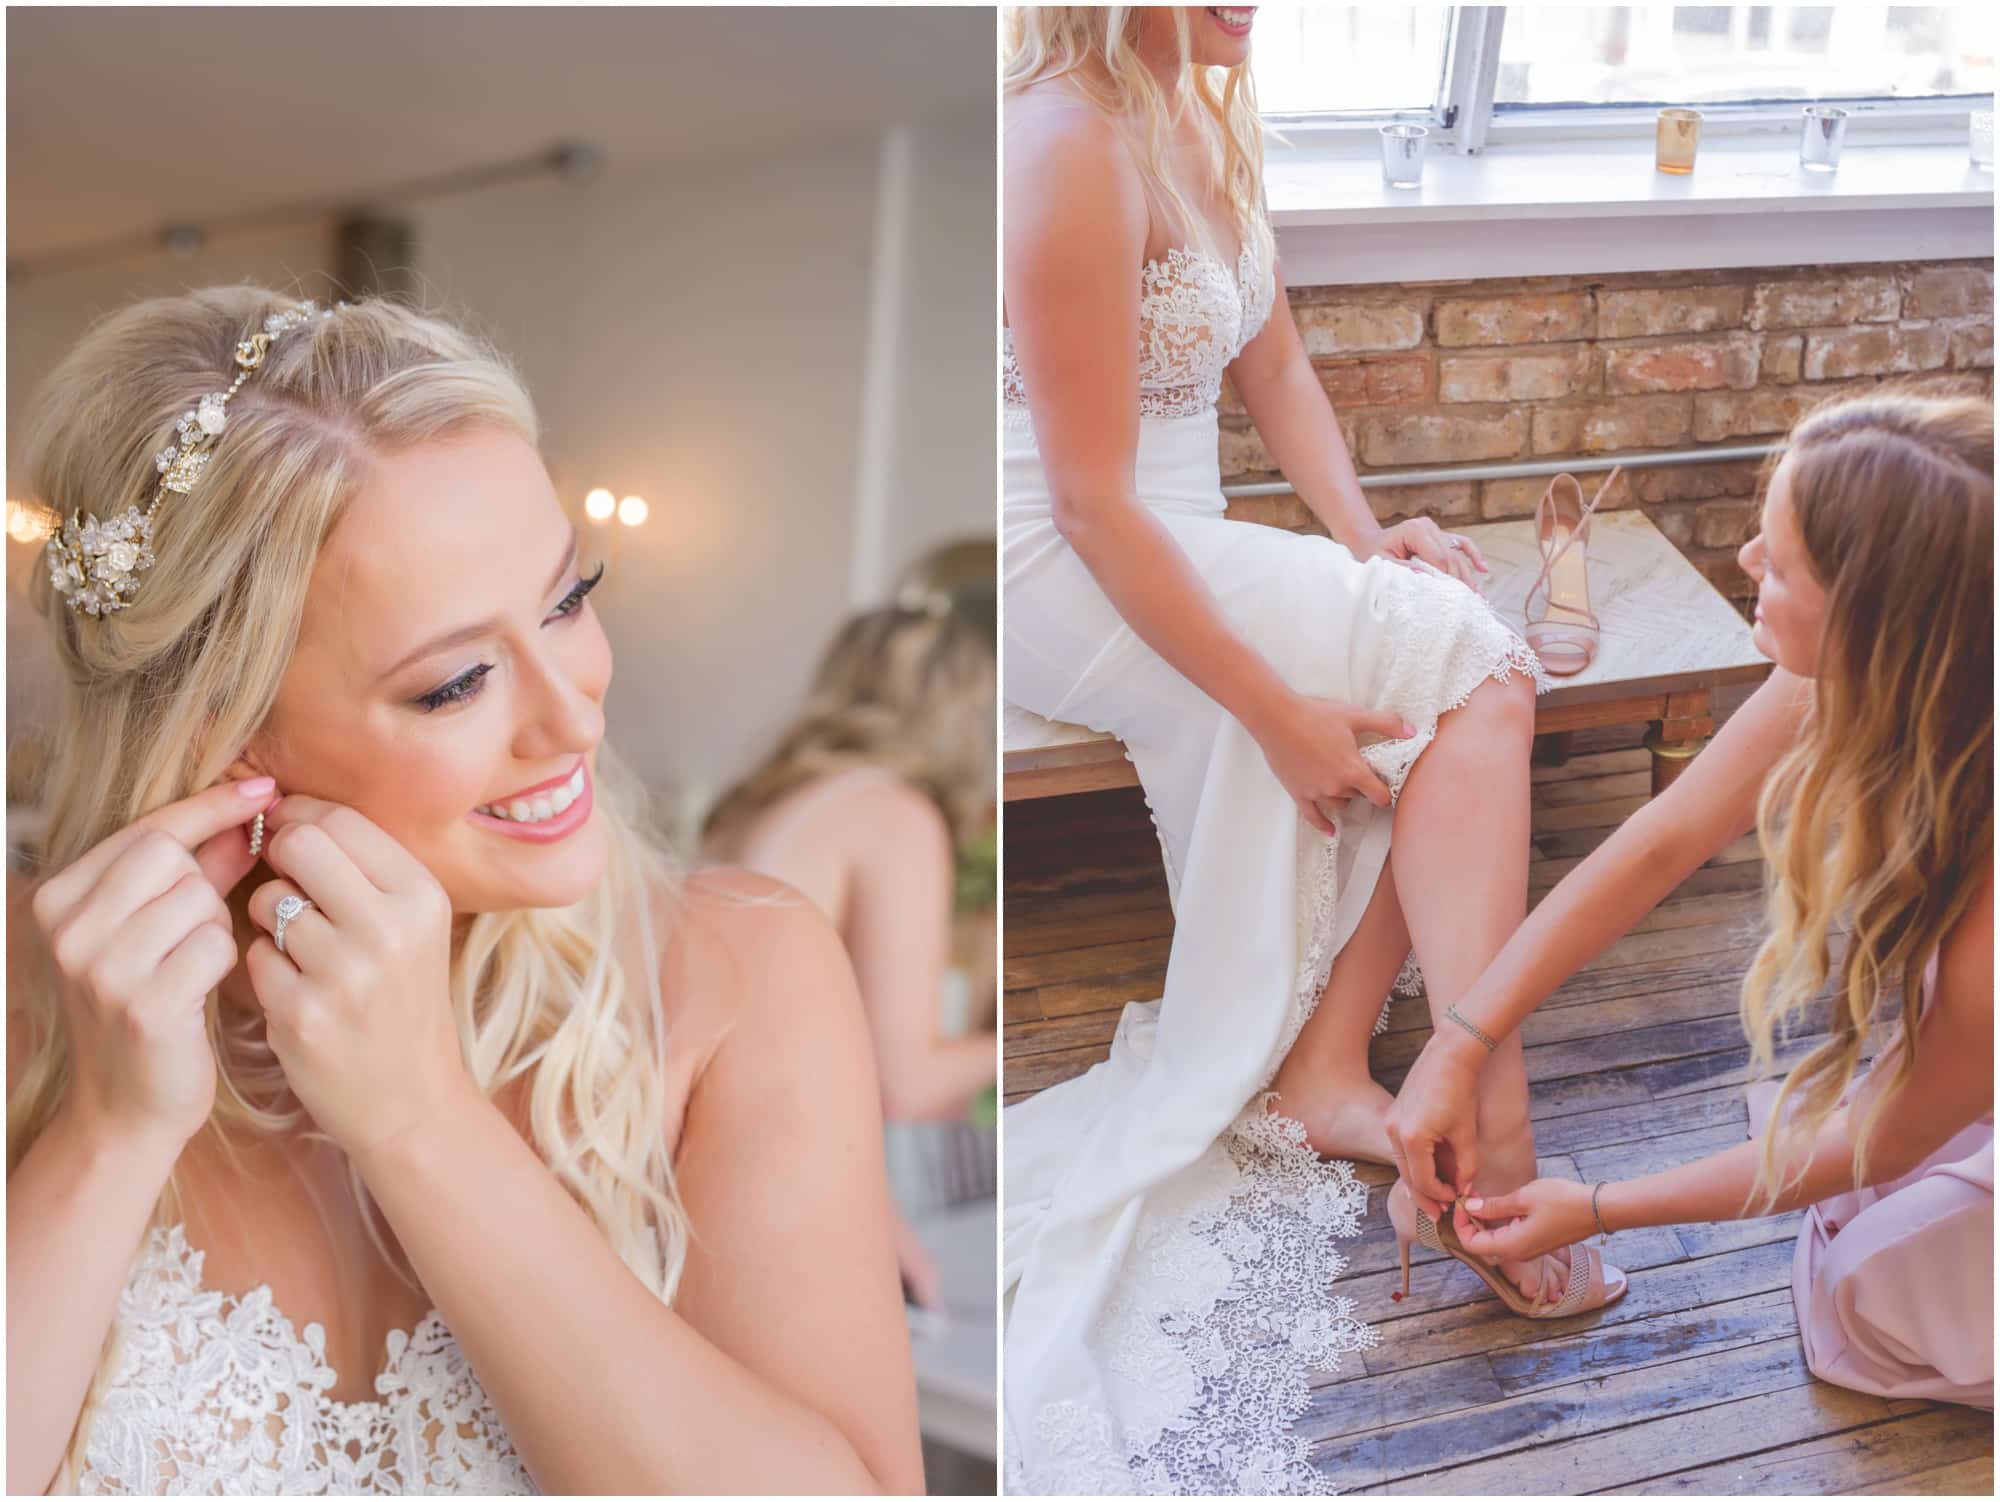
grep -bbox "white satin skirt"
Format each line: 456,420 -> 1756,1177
1001,408 -> 1548,1494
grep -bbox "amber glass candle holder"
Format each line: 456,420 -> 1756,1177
1656,108 -> 1702,174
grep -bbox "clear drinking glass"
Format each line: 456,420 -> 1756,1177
1799,105 -> 1848,172
1379,123 -> 1429,188
1655,108 -> 1702,174
1972,109 -> 1995,171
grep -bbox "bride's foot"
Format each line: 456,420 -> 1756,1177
1265,1079 -> 1395,1166
1387,1181 -> 1627,1316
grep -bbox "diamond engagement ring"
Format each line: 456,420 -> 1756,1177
273,894 -> 316,955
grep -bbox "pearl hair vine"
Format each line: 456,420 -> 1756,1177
45,299 -> 347,618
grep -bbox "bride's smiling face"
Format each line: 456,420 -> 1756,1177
247,427 -> 613,913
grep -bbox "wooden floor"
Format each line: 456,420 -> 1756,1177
1003,699 -> 1994,1496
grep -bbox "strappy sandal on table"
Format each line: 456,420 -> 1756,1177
1523,465 -> 1624,677
1386,1179 -> 1628,1319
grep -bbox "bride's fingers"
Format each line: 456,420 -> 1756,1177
1297,797 -> 1336,837
1403,1137 -> 1456,1213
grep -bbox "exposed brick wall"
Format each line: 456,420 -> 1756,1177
1219,259 -> 1994,603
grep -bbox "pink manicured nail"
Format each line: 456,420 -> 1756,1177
238,776 -> 276,797
1466,1197 -> 1484,1212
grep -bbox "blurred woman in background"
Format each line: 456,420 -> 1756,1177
705,603 -> 998,1316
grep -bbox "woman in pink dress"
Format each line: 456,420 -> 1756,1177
1386,382 -> 1993,1408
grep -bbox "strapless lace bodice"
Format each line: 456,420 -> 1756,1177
76,1226 -> 532,1495
1003,241 -> 1276,426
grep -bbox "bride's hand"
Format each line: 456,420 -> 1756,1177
245,795 -> 475,1159
1251,692 -> 1414,836
1384,1031 -> 1486,1217
1367,518 -> 1488,591
1454,1179 -> 1597,1265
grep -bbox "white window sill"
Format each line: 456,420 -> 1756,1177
1267,135 -> 1995,286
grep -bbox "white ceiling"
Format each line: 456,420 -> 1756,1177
6,5 -> 995,264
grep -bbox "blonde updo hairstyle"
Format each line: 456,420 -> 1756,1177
1743,381 -> 1993,1206
1003,5 -> 1275,274
8,285 -> 690,1488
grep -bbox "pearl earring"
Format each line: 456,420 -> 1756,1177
249,811 -> 265,859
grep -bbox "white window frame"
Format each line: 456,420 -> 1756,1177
1260,7 -> 1993,155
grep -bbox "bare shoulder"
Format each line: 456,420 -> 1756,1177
815,770 -> 952,861
1005,83 -> 1145,249
658,867 -> 873,1092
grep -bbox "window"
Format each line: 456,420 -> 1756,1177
1250,6 -> 1451,118
1252,5 -> 1995,145
1495,7 -> 1996,108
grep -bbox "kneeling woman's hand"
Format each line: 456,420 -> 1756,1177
246,795 -> 474,1157
1454,1178 -> 1598,1265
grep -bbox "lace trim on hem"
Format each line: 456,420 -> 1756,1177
1010,568 -> 1550,1497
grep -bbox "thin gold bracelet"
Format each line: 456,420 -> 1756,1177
1591,1181 -> 1610,1239
1445,1002 -> 1499,1053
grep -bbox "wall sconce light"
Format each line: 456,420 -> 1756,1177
617,495 -> 649,527
584,488 -> 616,523
6,498 -> 54,544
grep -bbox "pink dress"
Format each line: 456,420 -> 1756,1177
1748,958 -> 1994,1410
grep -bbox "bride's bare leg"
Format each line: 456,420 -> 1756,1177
1267,871 -> 1406,1163
1388,670 -> 1567,1299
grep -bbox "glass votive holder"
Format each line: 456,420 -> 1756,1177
1799,105 -> 1847,172
1656,108 -> 1702,174
1379,124 -> 1429,188
1972,109 -> 1995,172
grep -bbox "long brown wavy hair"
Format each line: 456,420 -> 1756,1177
1744,381 -> 1993,1205
1003,6 -> 1275,273
702,605 -> 995,853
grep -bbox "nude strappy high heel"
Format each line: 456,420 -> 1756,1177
1386,1179 -> 1628,1319
1523,465 -> 1623,677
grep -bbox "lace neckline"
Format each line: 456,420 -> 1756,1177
148,1223 -> 445,1409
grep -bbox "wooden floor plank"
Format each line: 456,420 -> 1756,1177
1627,1404 -> 1993,1495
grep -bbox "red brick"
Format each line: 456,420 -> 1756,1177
1438,346 -> 1593,403
1904,266 -> 1993,319
1365,481 -> 1476,523
1218,371 -> 1245,417
1801,321 -> 1951,380
1218,424 -> 1276,477
1315,354 -> 1432,407
1596,285 -> 1749,339
1759,335 -> 1803,385
1651,505 -> 1697,549
1225,493 -> 1314,530
1531,395 -> 1692,455
1604,335 -> 1759,394
1625,459 -> 1765,505
1693,549 -> 1756,600
1480,474 -> 1601,519
1948,316 -> 1994,370
1692,382 -> 1863,441
1295,301 -> 1426,355
1357,410 -> 1527,466
1695,500 -> 1761,549
1748,275 -> 1900,330
1435,292 -> 1594,348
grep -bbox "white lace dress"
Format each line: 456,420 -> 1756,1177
74,1226 -> 531,1494
1001,241 -> 1548,1494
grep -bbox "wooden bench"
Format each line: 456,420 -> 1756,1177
1004,510 -> 1770,801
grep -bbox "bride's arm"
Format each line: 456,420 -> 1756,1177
1007,102 -> 1406,828
1006,104 -> 1294,757
1224,262 -> 1382,556
350,874 -> 921,1494
1388,669 -> 1813,1204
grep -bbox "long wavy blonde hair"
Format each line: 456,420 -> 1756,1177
1743,382 -> 1993,1207
1003,5 -> 1275,272
702,605 -> 995,853
8,285 -> 693,1488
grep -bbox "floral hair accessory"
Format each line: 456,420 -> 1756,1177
45,300 -> 343,617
